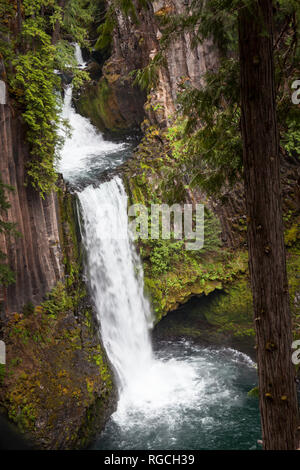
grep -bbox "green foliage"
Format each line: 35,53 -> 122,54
175,58 -> 242,195
140,206 -> 221,277
1,1 -> 64,197
63,0 -> 98,47
95,6 -> 115,52
132,52 -> 165,91
0,364 -> 5,385
148,240 -> 184,275
42,281 -> 75,318
285,222 -> 300,247
12,33 -> 61,196
55,39 -> 78,70
282,116 -> 300,159
0,175 -> 18,286
202,207 -> 222,253
1,0 -> 94,197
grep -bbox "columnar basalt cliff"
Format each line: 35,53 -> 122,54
148,0 -> 219,127
0,74 -> 63,315
0,62 -> 116,449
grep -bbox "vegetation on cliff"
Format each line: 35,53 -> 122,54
0,0 -> 96,197
0,184 -> 116,449
0,177 -> 18,286
122,0 -> 300,449
122,121 -> 299,329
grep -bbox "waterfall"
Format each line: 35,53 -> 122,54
74,43 -> 86,68
78,185 -> 257,450
58,44 -> 128,183
79,179 -> 154,391
58,86 -> 126,183
78,177 -> 201,424
59,44 -> 259,450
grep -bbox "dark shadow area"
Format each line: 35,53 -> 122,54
0,415 -> 32,450
152,292 -> 256,360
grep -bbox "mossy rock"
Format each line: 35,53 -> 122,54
0,183 -> 117,449
77,77 -> 125,133
0,302 -> 116,449
121,121 -> 300,359
152,279 -> 255,357
76,58 -> 145,134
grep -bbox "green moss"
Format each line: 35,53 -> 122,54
0,292 -> 115,448
143,249 -> 248,323
77,75 -> 131,133
0,364 -> 6,385
287,245 -> 300,334
203,278 -> 254,338
0,185 -> 116,449
285,220 -> 300,247
57,185 -> 81,281
248,387 -> 259,398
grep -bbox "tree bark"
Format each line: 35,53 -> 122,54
238,0 -> 298,450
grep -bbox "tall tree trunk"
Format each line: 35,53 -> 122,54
238,0 -> 298,450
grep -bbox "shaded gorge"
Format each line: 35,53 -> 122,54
59,70 -> 260,451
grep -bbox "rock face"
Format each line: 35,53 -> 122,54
0,81 -> 63,314
78,0 -> 219,132
77,2 -> 156,133
148,0 -> 219,127
0,295 -> 117,450
0,65 -> 117,449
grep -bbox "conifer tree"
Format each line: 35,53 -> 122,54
238,0 -> 298,449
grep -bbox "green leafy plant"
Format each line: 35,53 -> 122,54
1,0 -> 95,197
0,175 -> 19,286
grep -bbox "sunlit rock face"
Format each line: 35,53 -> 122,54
0,61 -> 64,314
77,0 -> 219,132
149,0 -> 219,127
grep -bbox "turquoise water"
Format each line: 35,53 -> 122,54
94,339 -> 261,450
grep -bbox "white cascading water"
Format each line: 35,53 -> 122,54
58,85 -> 126,182
74,43 -> 86,68
59,74 -> 199,423
79,178 -> 154,391
58,45 -> 259,449
78,178 -> 200,422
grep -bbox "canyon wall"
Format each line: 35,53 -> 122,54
0,74 -> 64,315
147,0 -> 219,127
78,0 -> 219,131
91,0 -> 299,327
0,63 -> 117,449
